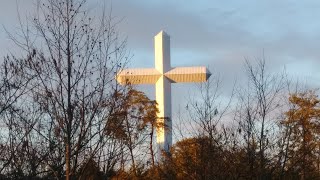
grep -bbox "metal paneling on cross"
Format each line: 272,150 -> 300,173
116,31 -> 211,156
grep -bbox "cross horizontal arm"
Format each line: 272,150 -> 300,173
164,67 -> 211,83
116,68 -> 161,85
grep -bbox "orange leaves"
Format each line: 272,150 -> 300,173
288,91 -> 320,109
125,89 -> 158,128
281,91 -> 320,173
105,87 -> 158,140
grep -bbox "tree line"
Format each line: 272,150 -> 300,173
0,0 -> 320,179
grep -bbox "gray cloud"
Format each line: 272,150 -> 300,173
106,0 -> 320,63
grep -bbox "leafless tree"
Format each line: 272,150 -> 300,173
170,71 -> 236,178
3,0 -> 130,179
0,54 -> 34,178
179,71 -> 234,143
235,57 -> 285,178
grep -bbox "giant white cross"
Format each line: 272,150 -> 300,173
116,31 -> 211,154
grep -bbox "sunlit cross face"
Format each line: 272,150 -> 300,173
116,31 -> 211,152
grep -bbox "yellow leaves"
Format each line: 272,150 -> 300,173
105,87 -> 158,140
289,91 -> 320,109
105,114 -> 126,139
282,91 -> 320,159
125,89 -> 158,127
284,91 -> 320,126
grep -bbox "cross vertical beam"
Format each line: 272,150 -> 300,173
155,31 -> 172,153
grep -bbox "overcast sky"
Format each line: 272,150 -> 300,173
1,0 -> 320,138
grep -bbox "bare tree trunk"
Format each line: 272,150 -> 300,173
65,1 -> 72,178
150,123 -> 155,167
65,142 -> 71,180
125,116 -> 137,178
